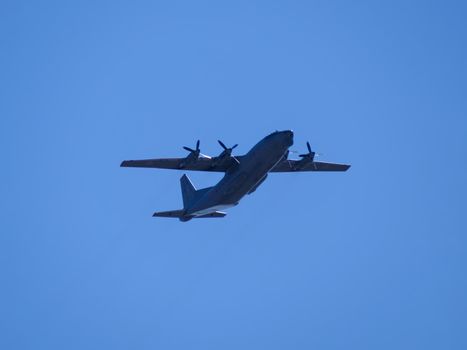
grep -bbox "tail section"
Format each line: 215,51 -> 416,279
197,211 -> 227,218
152,209 -> 226,221
152,174 -> 220,222
180,174 -> 213,209
153,210 -> 185,218
152,210 -> 192,222
180,174 -> 197,208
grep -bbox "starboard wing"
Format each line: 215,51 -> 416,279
270,160 -> 351,172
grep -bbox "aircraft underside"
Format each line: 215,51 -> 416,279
121,130 -> 350,221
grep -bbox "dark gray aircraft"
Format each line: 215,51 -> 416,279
121,130 -> 350,221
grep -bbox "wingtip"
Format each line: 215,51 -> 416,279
120,160 -> 129,167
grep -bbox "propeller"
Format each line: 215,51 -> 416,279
297,141 -> 323,170
211,140 -> 239,168
179,140 -> 201,168
183,140 -> 201,158
299,142 -> 316,160
217,140 -> 238,156
299,141 -> 323,160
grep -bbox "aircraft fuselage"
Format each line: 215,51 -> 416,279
183,130 -> 294,219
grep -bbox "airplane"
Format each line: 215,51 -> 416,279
121,130 -> 350,222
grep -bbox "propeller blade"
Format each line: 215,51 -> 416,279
184,140 -> 201,154
218,140 -> 227,150
307,141 -> 312,153
218,140 -> 238,152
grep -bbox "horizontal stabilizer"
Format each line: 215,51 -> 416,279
152,210 -> 226,220
196,211 -> 227,218
153,210 -> 184,218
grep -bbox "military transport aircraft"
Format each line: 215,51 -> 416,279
121,130 -> 350,221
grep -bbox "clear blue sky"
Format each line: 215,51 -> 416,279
1,1 -> 466,349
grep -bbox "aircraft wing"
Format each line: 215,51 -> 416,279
121,157 -> 235,172
270,160 -> 351,172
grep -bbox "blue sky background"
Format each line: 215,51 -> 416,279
1,1 -> 466,349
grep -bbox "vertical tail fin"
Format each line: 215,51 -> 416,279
180,174 -> 213,210
180,174 -> 197,209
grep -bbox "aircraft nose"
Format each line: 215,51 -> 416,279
285,129 -> 293,138
278,130 -> 293,136
281,130 -> 294,145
